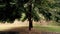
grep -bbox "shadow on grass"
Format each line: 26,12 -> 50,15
0,31 -> 19,34
0,27 -> 60,34
0,27 -> 40,34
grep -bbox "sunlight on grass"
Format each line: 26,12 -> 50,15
34,25 -> 60,32
0,23 -> 28,31
0,20 -> 29,31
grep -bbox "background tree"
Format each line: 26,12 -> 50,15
35,0 -> 60,22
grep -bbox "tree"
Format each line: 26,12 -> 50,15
0,0 -> 60,31
35,0 -> 60,22
0,0 -> 40,30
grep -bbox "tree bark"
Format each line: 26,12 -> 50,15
28,17 -> 33,30
28,0 -> 33,31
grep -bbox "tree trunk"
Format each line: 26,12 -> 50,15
28,0 -> 33,31
28,17 -> 33,31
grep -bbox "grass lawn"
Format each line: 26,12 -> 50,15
34,24 -> 60,32
0,21 -> 60,34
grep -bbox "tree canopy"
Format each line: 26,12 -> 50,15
0,0 -> 60,22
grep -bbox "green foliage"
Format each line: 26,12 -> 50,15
0,0 -> 60,23
35,0 -> 60,22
